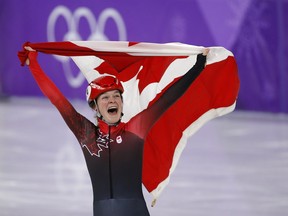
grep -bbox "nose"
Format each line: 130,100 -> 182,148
108,96 -> 116,103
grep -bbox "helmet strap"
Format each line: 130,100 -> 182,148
96,111 -> 103,120
94,102 -> 103,120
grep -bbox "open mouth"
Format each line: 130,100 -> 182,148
107,106 -> 118,115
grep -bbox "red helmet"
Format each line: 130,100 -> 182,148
86,76 -> 124,107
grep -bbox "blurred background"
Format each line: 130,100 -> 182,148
1,0 -> 287,112
1,0 -> 288,216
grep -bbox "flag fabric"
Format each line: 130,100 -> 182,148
18,41 -> 240,202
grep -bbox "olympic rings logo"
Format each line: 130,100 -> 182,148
47,6 -> 127,88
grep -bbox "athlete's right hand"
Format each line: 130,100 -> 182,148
24,46 -> 37,66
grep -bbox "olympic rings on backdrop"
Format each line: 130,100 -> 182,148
47,6 -> 127,88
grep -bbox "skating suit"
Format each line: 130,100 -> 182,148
28,52 -> 206,216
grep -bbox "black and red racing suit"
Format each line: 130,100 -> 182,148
27,51 -> 206,216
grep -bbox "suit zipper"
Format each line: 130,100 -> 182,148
108,125 -> 114,198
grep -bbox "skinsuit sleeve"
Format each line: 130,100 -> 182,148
27,51 -> 92,142
128,53 -> 207,139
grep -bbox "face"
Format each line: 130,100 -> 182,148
95,90 -> 123,124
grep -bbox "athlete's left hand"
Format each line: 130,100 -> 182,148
203,48 -> 210,56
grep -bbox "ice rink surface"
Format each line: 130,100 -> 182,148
1,97 -> 288,216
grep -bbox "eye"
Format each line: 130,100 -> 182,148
100,95 -> 109,100
114,93 -> 122,100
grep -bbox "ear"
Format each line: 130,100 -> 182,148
94,103 -> 99,112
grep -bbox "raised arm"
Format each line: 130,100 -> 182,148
129,50 -> 209,139
24,48 -> 87,137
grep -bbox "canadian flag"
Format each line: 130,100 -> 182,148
18,41 -> 240,202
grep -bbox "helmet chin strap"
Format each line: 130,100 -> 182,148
96,111 -> 103,120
